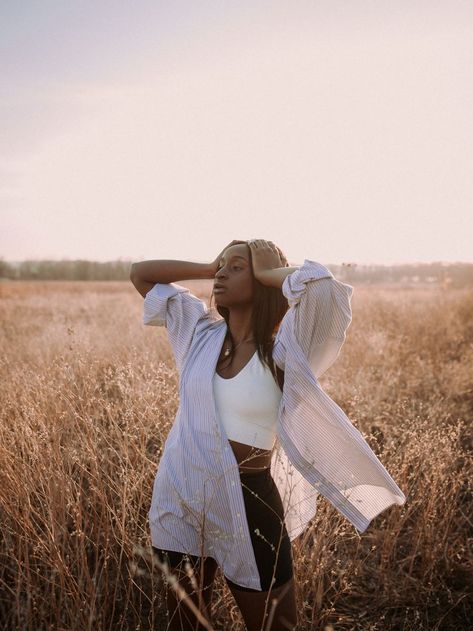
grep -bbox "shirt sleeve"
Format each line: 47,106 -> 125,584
280,259 -> 354,378
143,282 -> 210,371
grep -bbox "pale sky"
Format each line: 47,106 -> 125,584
1,1 -> 472,265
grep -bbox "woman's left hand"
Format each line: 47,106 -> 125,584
248,239 -> 284,283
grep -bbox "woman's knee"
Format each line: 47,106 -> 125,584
164,573 -> 212,631
152,549 -> 218,629
227,576 -> 298,631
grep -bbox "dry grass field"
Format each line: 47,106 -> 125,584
0,280 -> 472,630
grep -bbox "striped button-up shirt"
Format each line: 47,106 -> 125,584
143,259 -> 406,590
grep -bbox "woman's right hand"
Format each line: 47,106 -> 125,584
209,240 -> 242,276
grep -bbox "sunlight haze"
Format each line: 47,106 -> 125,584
1,1 -> 472,265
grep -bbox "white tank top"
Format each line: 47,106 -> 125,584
212,350 -> 283,450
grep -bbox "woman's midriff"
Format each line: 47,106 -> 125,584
228,438 -> 273,473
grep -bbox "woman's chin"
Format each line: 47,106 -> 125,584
213,291 -> 228,304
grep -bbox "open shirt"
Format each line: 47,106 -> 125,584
143,259 -> 406,590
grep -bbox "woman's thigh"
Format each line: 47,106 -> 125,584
225,468 -> 294,593
223,470 -> 297,630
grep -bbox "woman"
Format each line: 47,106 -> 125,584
130,239 -> 406,630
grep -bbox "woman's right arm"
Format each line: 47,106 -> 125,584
130,260 -> 216,298
130,259 -> 216,283
130,241 -> 243,296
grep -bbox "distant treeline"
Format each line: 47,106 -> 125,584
0,258 -> 472,288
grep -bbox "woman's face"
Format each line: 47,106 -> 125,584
213,243 -> 254,306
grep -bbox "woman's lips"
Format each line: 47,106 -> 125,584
214,287 -> 226,293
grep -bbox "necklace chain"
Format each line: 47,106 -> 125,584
223,335 -> 254,357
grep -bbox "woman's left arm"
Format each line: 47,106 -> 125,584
248,240 -> 354,378
278,259 -> 355,379
256,265 -> 300,288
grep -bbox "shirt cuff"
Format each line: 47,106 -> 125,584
143,282 -> 189,326
282,259 -> 334,307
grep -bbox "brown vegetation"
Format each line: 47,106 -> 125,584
0,281 -> 471,629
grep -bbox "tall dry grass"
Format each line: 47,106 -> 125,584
0,281 -> 471,630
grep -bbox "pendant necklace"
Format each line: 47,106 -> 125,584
223,335 -> 254,357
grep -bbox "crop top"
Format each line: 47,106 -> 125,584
212,350 -> 283,450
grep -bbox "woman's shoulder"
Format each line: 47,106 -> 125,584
194,310 -> 225,336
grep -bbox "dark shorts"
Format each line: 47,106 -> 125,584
152,466 -> 294,592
